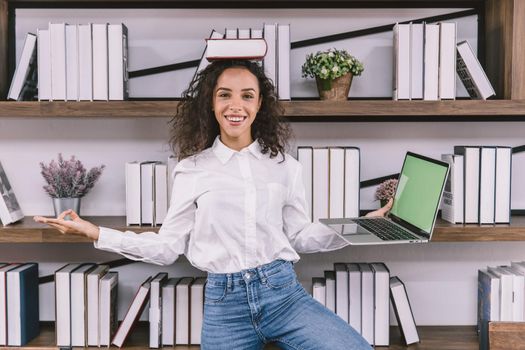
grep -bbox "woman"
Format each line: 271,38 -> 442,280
35,60 -> 392,349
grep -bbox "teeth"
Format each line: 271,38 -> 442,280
226,116 -> 244,122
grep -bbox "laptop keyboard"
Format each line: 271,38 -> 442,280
353,218 -> 421,241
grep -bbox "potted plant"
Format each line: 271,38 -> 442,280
301,48 -> 364,101
375,178 -> 398,207
39,153 -> 105,217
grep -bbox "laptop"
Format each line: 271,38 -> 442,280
320,152 -> 449,245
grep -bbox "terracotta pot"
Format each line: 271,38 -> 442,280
315,73 -> 353,101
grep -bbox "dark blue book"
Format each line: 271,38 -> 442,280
478,269 -> 500,350
7,263 -> 39,346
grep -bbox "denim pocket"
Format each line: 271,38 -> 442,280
204,281 -> 227,304
265,263 -> 297,289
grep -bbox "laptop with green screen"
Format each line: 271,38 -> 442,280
320,152 -> 449,245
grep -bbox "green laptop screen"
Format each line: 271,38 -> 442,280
390,154 -> 448,234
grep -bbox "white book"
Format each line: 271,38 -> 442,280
263,23 -> 277,89
141,162 -> 159,225
251,28 -> 263,39
479,147 -> 496,224
37,29 -> 52,101
112,277 -> 152,348
438,22 -> 457,100
86,265 -> 109,346
8,33 -> 37,101
502,266 -> 525,322
92,23 -> 109,101
277,24 -> 291,100
49,23 -> 67,101
154,163 -> 168,226
0,161 -> 24,226
488,266 -> 513,321
454,146 -> 480,223
347,263 -> 361,333
0,264 -> 20,345
495,147 -> 512,224
78,24 -> 93,101
312,278 -> 326,306
125,161 -> 142,225
297,146 -> 313,222
238,28 -> 250,39
344,147 -> 360,218
167,155 -> 179,207
334,263 -> 349,322
225,28 -> 238,39
456,40 -> 495,100
312,148 -> 329,222
149,272 -> 168,348
108,23 -> 129,100
410,23 -> 424,99
423,23 -> 440,100
190,277 -> 206,345
390,276 -> 419,345
329,148 -> 345,218
206,39 -> 267,61
371,263 -> 390,346
161,278 -> 179,346
70,263 -> 95,347
99,272 -> 118,347
441,154 -> 464,224
324,271 -> 336,313
65,24 -> 79,101
55,263 -> 82,347
194,30 -> 224,80
393,23 -> 410,100
359,263 -> 374,344
175,277 -> 193,345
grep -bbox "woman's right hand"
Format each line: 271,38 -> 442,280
33,210 -> 100,241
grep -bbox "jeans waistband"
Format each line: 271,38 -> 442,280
207,259 -> 292,286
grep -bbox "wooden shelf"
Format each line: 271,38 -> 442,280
3,322 -> 477,349
1,100 -> 525,121
2,216 -> 525,243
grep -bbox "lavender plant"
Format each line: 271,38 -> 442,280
39,153 -> 105,198
375,178 -> 398,201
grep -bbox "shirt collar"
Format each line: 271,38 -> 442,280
212,136 -> 264,164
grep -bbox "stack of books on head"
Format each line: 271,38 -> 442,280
393,22 -> 494,101
0,263 -> 39,347
9,22 -> 129,101
478,262 -> 525,350
112,272 -> 206,347
125,155 -> 178,226
441,145 -> 512,224
296,146 -> 360,223
312,262 -> 401,346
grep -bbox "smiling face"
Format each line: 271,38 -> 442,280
213,67 -> 262,151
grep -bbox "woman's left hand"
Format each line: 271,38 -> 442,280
365,198 -> 393,217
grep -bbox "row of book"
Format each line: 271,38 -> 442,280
8,22 -> 129,102
0,263 -> 39,347
197,24 -> 291,100
393,22 -> 495,101
125,156 -> 178,226
297,146 -> 360,222
441,146 -> 512,224
312,262 -> 419,347
478,262 -> 525,350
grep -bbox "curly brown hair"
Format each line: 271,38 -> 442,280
169,60 -> 291,161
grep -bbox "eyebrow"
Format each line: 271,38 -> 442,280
216,87 -> 257,93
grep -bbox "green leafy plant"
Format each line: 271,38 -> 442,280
301,48 -> 364,81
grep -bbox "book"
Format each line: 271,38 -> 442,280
312,277 -> 326,305
297,146 -> 313,222
205,38 -> 267,61
0,161 -> 24,226
112,276 -> 152,347
277,24 -> 291,100
238,28 -> 250,39
175,277 -> 193,345
65,24 -> 79,102
393,23 -> 410,100
108,23 -> 129,100
456,40 -> 495,100
49,23 -> 67,101
329,148 -> 345,218
78,23 -> 93,101
161,278 -> 179,346
149,272 -> 168,348
487,266 -> 513,321
312,147 -> 329,222
454,146 -> 480,223
501,266 -> 525,322
423,23 -> 439,101
141,161 -> 160,225
478,269 -> 500,350
441,154 -> 464,224
225,28 -> 238,39
479,147 -> 496,224
344,147 -> 360,218
347,263 -> 361,333
154,163 -> 168,226
410,23 -> 424,100
92,23 -> 109,101
55,263 -> 82,346
359,263 -> 374,344
190,277 -> 206,345
7,33 -> 37,101
70,263 -> 96,347
334,263 -> 349,322
324,270 -> 336,313
126,161 -> 142,225
438,22 -> 457,100
263,23 -> 277,88
371,263 -> 390,346
495,147 -> 512,224
99,271 -> 118,347
0,263 -> 21,345
37,28 -> 52,101
390,276 -> 419,345
6,263 -> 39,346
86,264 -> 109,346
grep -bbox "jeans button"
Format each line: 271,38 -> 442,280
244,272 -> 251,280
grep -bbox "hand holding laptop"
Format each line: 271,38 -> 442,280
365,198 -> 393,218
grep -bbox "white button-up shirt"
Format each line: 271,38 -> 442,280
94,137 -> 349,273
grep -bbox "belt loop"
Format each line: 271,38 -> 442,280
227,274 -> 233,291
256,266 -> 267,284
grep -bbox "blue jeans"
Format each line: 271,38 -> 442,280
201,260 -> 371,350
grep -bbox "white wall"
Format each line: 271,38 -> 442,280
4,7 -> 525,325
